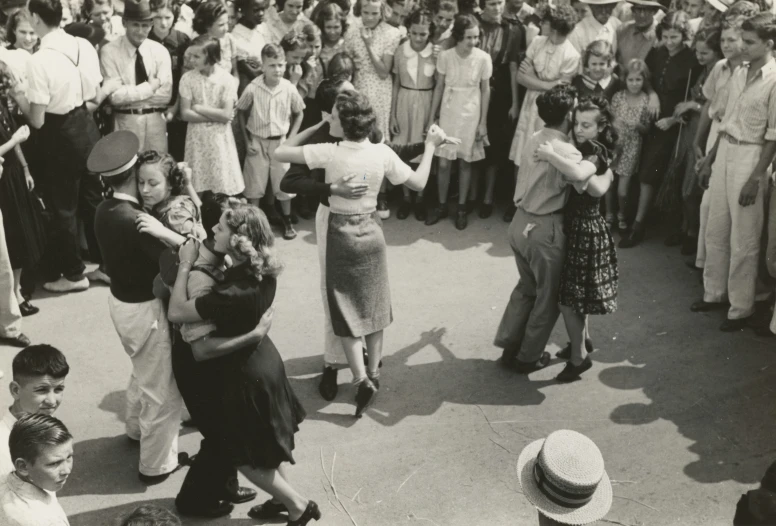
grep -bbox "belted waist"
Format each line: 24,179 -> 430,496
401,85 -> 433,91
721,132 -> 762,146
113,107 -> 167,115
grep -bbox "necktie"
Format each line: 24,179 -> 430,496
135,50 -> 148,84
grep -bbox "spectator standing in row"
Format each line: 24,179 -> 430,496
615,0 -> 661,73
101,0 -> 173,153
568,0 -> 619,63
24,0 -> 105,293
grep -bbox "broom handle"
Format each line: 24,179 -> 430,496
673,71 -> 694,157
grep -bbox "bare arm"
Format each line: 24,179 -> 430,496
274,119 -> 329,163
190,328 -> 267,362
288,109 -> 303,138
179,96 -> 211,123
27,103 -> 46,129
517,59 -> 557,91
538,147 -> 597,182
192,98 -> 234,123
693,100 -> 712,156
583,169 -> 614,197
509,61 -> 520,120
429,72 -> 445,125
366,46 -> 393,79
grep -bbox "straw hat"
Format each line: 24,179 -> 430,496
517,430 -> 612,525
706,0 -> 733,12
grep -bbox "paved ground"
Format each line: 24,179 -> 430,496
2,206 -> 775,526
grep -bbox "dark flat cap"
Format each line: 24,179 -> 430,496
87,131 -> 140,176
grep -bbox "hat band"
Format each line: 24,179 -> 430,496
100,155 -> 138,177
533,462 -> 596,509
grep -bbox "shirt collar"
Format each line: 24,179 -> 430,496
402,40 -> 433,58
631,20 -> 656,37
121,35 -> 146,55
232,23 -> 255,39
40,28 -> 66,50
113,192 -> 140,204
745,57 -> 776,80
7,473 -> 54,503
258,74 -> 284,93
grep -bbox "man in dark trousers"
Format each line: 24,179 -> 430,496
90,131 -> 184,485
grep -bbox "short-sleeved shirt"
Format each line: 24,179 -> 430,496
719,58 -> 776,144
567,14 -> 618,59
616,20 -> 657,72
703,58 -> 736,121
257,7 -> 311,45
0,473 -> 69,526
514,127 -> 583,215
232,23 -> 267,62
0,411 -> 16,476
645,45 -> 701,119
148,28 -> 191,104
571,74 -> 621,101
525,36 -> 579,84
27,29 -> 102,114
303,140 -> 412,215
236,76 -> 305,137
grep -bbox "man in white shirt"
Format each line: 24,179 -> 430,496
25,0 -> 106,294
568,0 -> 620,62
101,0 -> 173,152
0,414 -> 72,526
0,345 -> 69,476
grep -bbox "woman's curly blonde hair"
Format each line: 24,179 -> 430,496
224,205 -> 283,281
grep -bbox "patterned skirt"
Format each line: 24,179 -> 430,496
558,195 -> 619,315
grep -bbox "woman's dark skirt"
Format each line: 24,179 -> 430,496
326,211 -> 393,338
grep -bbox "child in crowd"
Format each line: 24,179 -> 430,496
326,51 -> 355,81
6,11 -> 39,54
536,96 -> 618,381
151,0 -> 192,162
430,0 -> 457,51
134,153 -> 206,246
179,35 -> 245,196
692,13 -> 749,269
663,26 -> 722,254
315,2 -> 347,74
344,0 -> 402,218
620,10 -> 701,248
119,505 -> 182,526
237,43 -> 305,240
226,0 -> 238,30
391,9 -> 436,221
82,0 -> 124,41
280,27 -> 311,91
610,58 -> 651,232
298,23 -> 325,107
0,345 -> 69,475
572,40 -> 621,101
193,0 -> 239,78
509,4 -> 580,176
0,414 -> 73,526
427,14 -> 492,230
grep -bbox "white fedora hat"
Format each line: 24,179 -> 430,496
517,430 -> 612,526
580,0 -> 621,4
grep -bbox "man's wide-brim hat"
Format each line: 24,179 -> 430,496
626,0 -> 667,10
517,430 -> 612,525
123,0 -> 154,21
87,130 -> 141,177
581,0 -> 620,6
707,0 -> 733,13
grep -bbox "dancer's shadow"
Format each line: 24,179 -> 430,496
58,434 -> 146,497
286,327 -> 553,428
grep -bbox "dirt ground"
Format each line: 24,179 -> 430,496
2,206 -> 774,526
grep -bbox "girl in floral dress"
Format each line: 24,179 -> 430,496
610,58 -> 651,232
315,2 -> 347,75
193,0 -> 239,79
344,0 -> 401,217
179,35 -> 245,196
509,3 -> 579,169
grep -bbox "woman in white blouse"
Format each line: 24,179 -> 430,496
275,89 -> 455,417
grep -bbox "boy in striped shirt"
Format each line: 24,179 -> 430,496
237,43 -> 305,240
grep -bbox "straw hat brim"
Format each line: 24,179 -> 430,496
517,439 -> 613,526
706,0 -> 729,12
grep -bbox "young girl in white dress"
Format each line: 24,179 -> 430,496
509,4 -> 580,169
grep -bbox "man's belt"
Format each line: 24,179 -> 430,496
721,132 -> 761,146
113,107 -> 167,115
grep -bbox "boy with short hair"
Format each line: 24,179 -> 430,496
694,12 -> 776,331
0,345 -> 69,476
237,43 -> 305,240
0,413 -> 73,526
119,504 -> 182,526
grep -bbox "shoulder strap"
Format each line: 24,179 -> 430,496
44,39 -> 84,101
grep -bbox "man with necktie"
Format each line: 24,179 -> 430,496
100,0 -> 172,153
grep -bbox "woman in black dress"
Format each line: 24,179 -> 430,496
0,61 -> 45,316
167,204 -> 320,526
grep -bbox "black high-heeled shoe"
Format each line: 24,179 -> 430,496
249,498 -> 288,520
287,501 -> 321,526
19,301 -> 39,317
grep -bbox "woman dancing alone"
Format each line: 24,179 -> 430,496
276,90 -> 455,416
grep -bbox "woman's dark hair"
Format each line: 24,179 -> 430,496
150,0 -> 181,24
353,0 -> 390,19
535,3 -> 579,36
327,51 -> 355,79
280,26 -> 311,53
622,58 -> 651,91
315,76 -> 350,112
27,0 -> 63,27
193,0 -> 227,35
137,150 -> 186,198
451,13 -> 477,41
200,191 -> 243,238
456,0 -> 476,15
656,10 -> 691,41
405,8 -> 435,35
276,0 -> 314,13
118,505 -> 182,526
742,11 -> 776,42
6,11 -> 36,49
335,89 -> 377,141
190,34 -> 221,65
572,95 -> 618,154
314,2 -> 349,37
693,26 -> 722,56
311,0 -> 351,19
81,0 -> 111,21
536,84 -> 577,127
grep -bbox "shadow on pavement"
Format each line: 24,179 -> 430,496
285,327 -> 554,428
